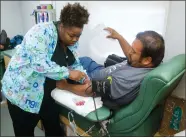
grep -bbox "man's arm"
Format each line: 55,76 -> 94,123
104,27 -> 132,58
56,80 -> 93,97
56,77 -> 112,98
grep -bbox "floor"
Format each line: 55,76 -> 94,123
0,103 -> 45,136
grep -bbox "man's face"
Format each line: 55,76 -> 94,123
59,24 -> 82,46
127,39 -> 152,68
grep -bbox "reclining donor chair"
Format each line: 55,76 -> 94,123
56,54 -> 185,136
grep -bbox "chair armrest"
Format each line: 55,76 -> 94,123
85,106 -> 111,122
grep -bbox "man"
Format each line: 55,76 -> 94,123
56,27 -> 165,109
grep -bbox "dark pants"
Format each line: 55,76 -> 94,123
0,59 -> 5,102
7,92 -> 65,137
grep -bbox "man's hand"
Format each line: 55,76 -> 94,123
104,27 -> 122,40
69,70 -> 86,82
104,27 -> 131,59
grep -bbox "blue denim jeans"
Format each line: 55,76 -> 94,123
79,56 -> 104,77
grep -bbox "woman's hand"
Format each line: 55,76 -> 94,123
69,70 -> 86,81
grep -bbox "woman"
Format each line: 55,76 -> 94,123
1,3 -> 89,136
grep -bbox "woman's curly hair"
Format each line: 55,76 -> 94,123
60,3 -> 89,28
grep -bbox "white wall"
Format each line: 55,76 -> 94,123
20,1 -> 40,34
1,1 -> 54,36
164,1 -> 185,61
20,1 -> 54,34
171,73 -> 185,99
1,1 -> 24,38
165,1 -> 185,99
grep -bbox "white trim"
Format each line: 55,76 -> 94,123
51,1 -> 56,10
163,1 -> 171,37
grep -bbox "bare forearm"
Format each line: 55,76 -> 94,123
117,35 -> 132,58
57,82 -> 93,97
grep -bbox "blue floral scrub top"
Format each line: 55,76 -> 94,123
1,22 -> 87,114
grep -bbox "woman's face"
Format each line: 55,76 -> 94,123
59,24 -> 83,46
